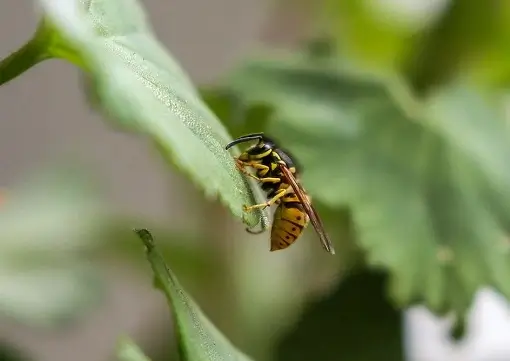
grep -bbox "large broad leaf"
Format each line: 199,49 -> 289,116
214,55 -> 510,316
134,229 -> 255,361
0,166 -> 108,326
0,0 -> 266,229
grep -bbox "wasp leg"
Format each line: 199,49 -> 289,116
250,163 -> 271,176
234,159 -> 263,181
234,160 -> 280,184
243,189 -> 286,212
235,159 -> 271,174
234,158 -> 249,172
243,173 -> 281,184
258,177 -> 281,183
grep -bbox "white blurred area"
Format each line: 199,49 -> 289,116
405,289 -> 510,361
368,0 -> 447,28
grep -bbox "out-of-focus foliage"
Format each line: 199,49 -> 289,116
116,337 -> 152,361
0,0 -> 267,229
136,229 -> 255,361
0,166 -> 108,326
210,53 -> 510,316
206,0 -> 510,322
2,0 -> 510,360
398,0 -> 500,94
276,270 -> 403,361
0,164 -> 230,328
320,0 -> 426,69
0,343 -> 31,361
321,0 -> 510,92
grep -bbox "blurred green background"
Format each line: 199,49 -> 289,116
2,0 -> 510,361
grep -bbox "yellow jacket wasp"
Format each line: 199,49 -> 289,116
225,133 -> 335,255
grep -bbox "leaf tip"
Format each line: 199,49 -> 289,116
116,335 -> 152,361
133,228 -> 155,251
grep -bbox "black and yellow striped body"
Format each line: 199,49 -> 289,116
270,191 -> 309,251
225,132 -> 335,254
237,140 -> 298,200
232,138 -> 308,251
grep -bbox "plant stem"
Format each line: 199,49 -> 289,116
0,34 -> 51,86
0,17 -> 88,86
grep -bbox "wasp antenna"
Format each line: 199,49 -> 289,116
238,132 -> 265,139
225,133 -> 265,150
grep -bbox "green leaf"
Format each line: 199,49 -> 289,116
0,163 -> 238,328
0,343 -> 32,361
0,0 -> 265,229
468,4 -> 510,88
401,0 -> 501,95
276,270 -> 403,361
319,0 -> 508,93
320,0 -> 418,70
134,229 -> 255,361
116,336 -> 152,361
216,55 -> 510,316
0,166 -> 108,326
102,223 -> 229,283
200,88 -> 272,139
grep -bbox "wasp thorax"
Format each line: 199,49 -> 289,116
238,152 -> 250,161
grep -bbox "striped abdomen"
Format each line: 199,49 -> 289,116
270,192 -> 309,251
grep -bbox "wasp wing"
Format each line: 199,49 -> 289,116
278,163 -> 335,255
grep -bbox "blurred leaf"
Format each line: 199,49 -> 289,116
116,337 -> 152,361
320,0 -> 509,93
0,0 -> 265,229
320,0 -> 437,71
469,3 -> 510,88
0,164 -> 239,328
134,229 -> 255,361
449,319 -> 466,341
214,54 -> 510,317
102,221 -> 230,290
402,0 -> 501,95
276,270 -> 403,361
0,342 -> 32,361
200,88 -> 272,139
0,166 -> 108,326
